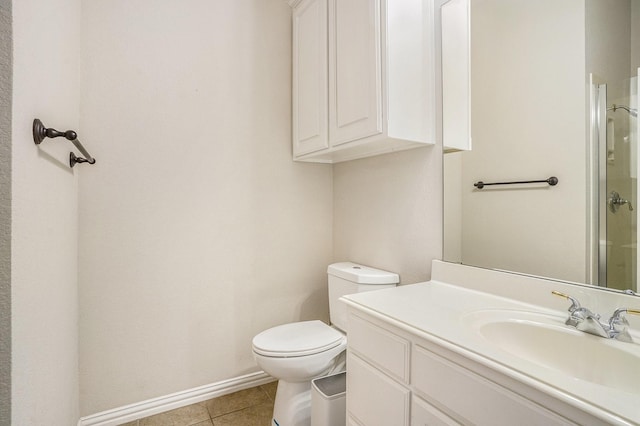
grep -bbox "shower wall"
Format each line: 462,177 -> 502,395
11,0 -> 81,424
78,0 -> 333,415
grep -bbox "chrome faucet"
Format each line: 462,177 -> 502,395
552,291 -> 640,342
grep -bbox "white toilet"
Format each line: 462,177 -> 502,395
252,262 -> 399,426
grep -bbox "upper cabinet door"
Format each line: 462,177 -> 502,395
328,0 -> 383,146
292,0 -> 329,157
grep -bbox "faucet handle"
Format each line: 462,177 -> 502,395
552,291 -> 586,327
609,308 -> 640,326
552,290 -> 582,312
608,309 -> 640,343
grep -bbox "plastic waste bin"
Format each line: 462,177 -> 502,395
311,371 -> 346,426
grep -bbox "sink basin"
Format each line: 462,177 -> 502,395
461,310 -> 640,394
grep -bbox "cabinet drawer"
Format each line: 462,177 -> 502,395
348,313 -> 410,383
347,352 -> 410,426
412,344 -> 575,425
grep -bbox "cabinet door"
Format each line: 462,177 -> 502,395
292,0 -> 329,156
412,396 -> 461,426
347,352 -> 410,426
348,313 -> 410,384
328,0 -> 383,146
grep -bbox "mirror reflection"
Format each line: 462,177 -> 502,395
443,0 -> 639,292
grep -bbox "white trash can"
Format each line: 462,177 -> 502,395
311,372 -> 346,426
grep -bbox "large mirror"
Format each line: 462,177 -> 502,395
443,0 -> 640,293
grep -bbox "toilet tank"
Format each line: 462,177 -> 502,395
327,262 -> 399,332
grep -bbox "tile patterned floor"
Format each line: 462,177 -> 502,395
119,381 -> 277,426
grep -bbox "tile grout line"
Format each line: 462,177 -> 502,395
127,383 -> 277,426
209,384 -> 275,421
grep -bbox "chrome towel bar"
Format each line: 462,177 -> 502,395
473,176 -> 558,189
33,118 -> 96,168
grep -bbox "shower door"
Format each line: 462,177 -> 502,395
597,70 -> 639,292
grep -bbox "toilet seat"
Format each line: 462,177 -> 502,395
252,320 -> 345,358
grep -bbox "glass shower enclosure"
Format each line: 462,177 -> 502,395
594,71 -> 639,292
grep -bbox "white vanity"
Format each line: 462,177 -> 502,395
342,260 -> 640,426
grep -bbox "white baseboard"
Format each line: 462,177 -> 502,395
77,371 -> 274,426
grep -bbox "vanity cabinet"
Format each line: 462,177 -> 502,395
346,308 -> 609,426
289,0 -> 436,163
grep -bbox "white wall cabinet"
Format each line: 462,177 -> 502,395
289,0 -> 436,163
346,308 -> 610,426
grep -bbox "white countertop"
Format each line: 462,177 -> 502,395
343,280 -> 640,426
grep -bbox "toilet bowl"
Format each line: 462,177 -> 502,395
253,320 -> 347,382
252,262 -> 398,426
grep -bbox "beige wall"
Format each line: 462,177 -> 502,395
333,147 -> 442,285
446,0 -> 587,283
0,0 -> 11,423
78,0 -> 442,414
443,152 -> 462,262
11,0 -> 81,424
78,0 -> 334,415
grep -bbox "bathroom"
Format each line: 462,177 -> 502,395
3,0 -> 440,424
1,0 -> 639,426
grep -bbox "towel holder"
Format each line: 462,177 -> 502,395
473,176 -> 558,189
33,118 -> 96,168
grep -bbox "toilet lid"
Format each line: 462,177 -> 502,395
252,320 -> 345,357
